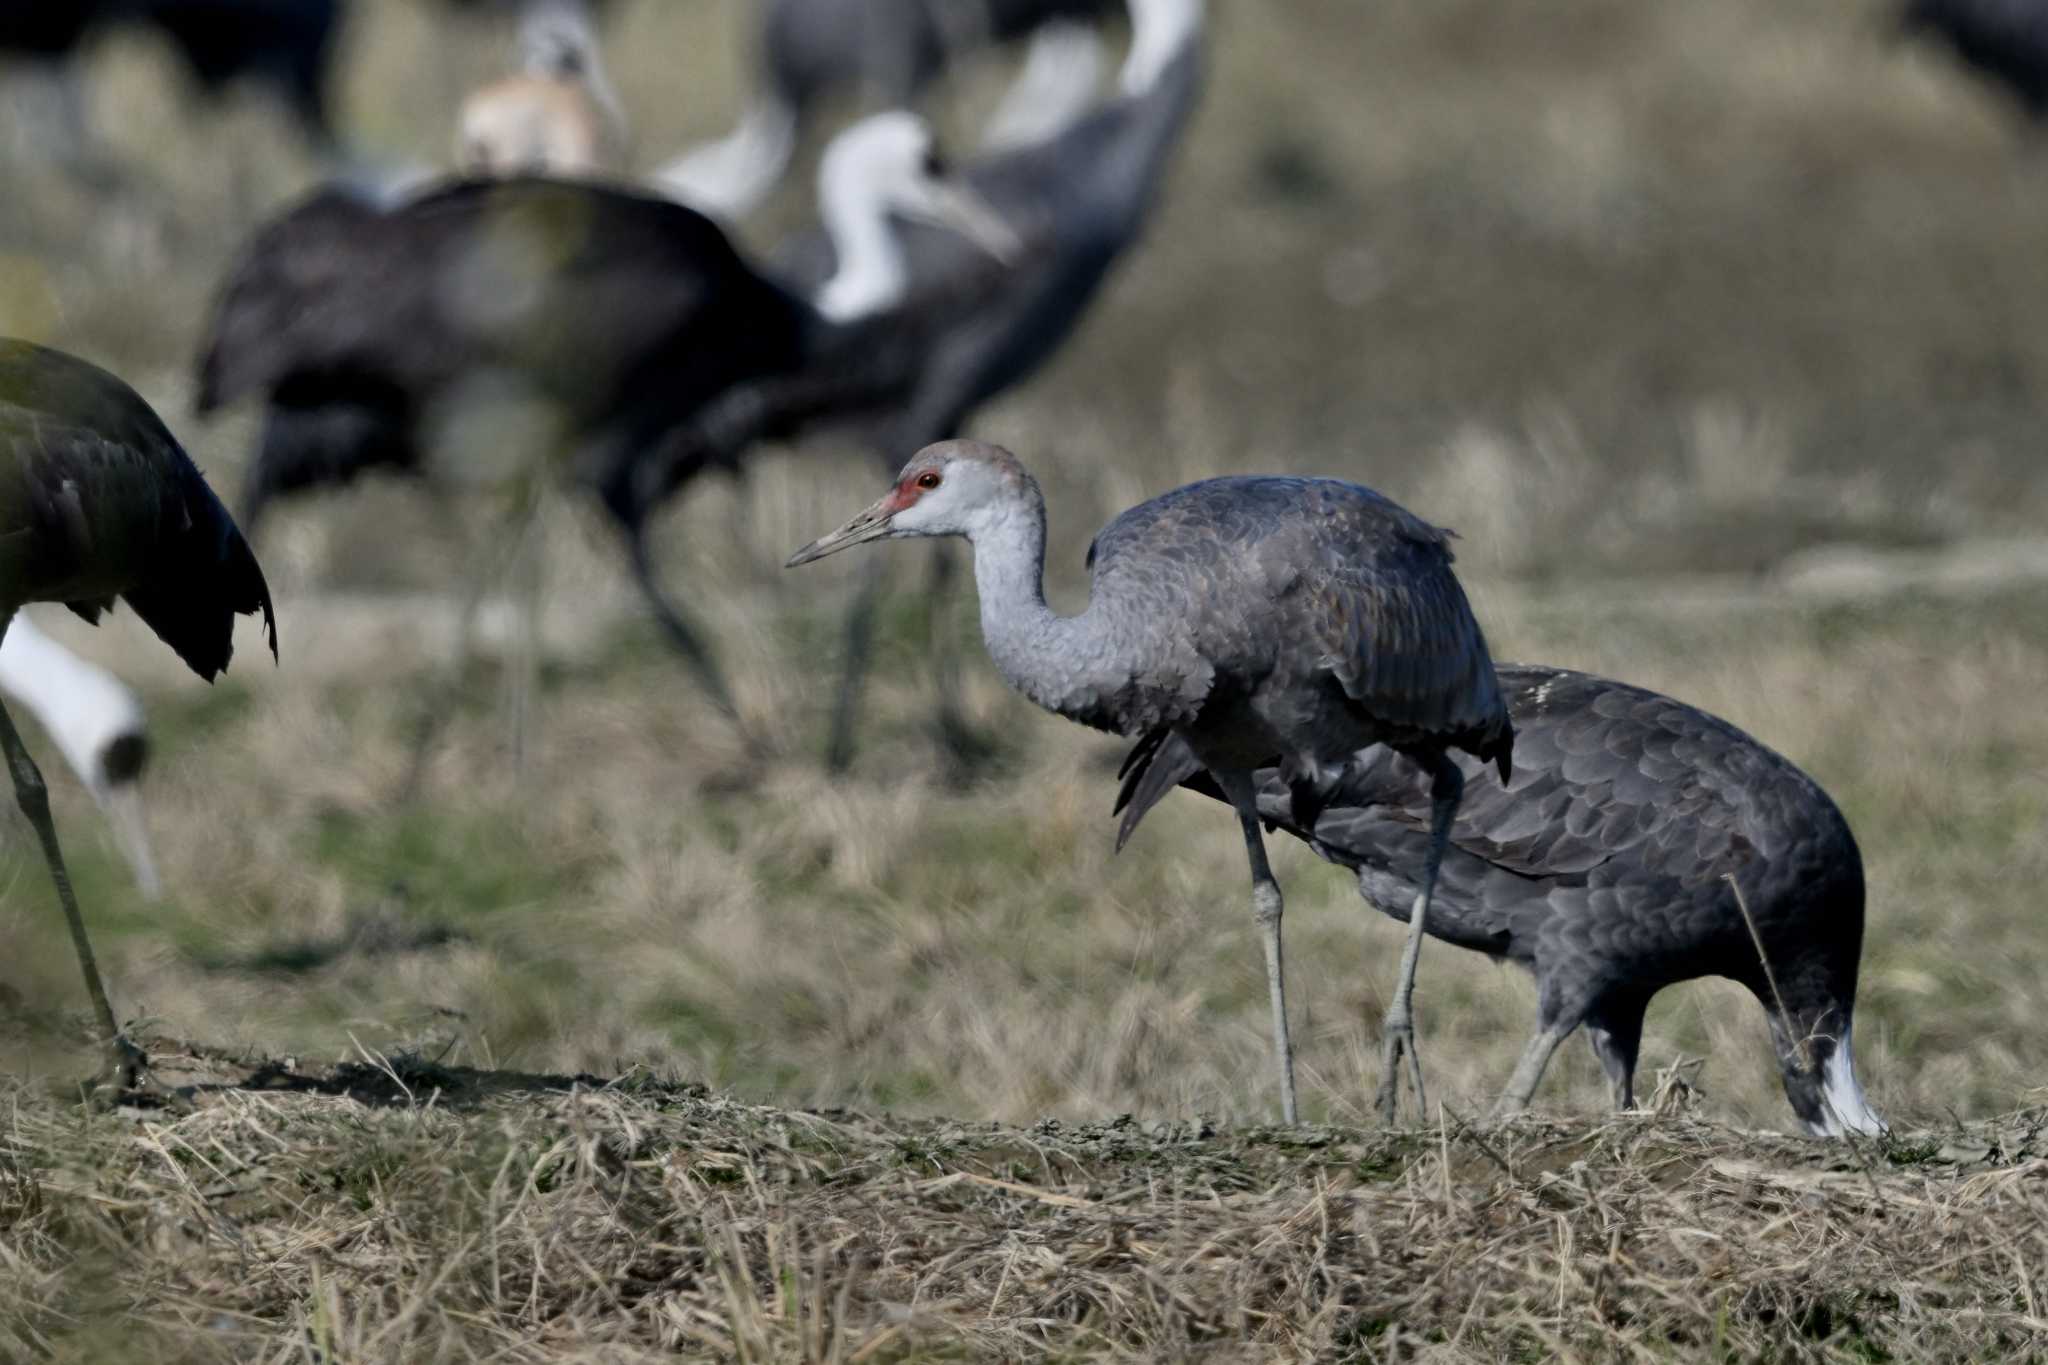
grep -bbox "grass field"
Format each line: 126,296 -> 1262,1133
5,0 -> 2048,1357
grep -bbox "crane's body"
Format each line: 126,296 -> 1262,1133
0,615 -> 160,898
1149,664 -> 1882,1136
0,338 -> 274,1079
1903,0 -> 2048,121
789,441 -> 1512,1125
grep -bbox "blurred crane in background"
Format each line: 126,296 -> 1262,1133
1900,0 -> 2048,122
0,616 -> 161,900
636,0 -> 1204,769
788,441 -> 1514,1126
194,114 -> 1016,747
654,0 -> 1121,218
0,339 -> 274,1086
456,0 -> 624,177
1143,665 -> 1885,1137
0,0 -> 345,167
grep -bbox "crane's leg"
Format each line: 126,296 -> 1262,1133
1583,994 -> 1648,1112
620,521 -> 753,738
825,555 -> 890,772
1374,754 -> 1464,1125
1491,1022 -> 1573,1121
399,481 -> 542,799
503,485 -> 550,774
0,693 -> 141,1088
1214,769 -> 1299,1127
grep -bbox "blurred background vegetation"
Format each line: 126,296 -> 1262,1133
1,0 -> 2044,1132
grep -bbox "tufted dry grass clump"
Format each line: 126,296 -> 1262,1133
4,1042 -> 2047,1362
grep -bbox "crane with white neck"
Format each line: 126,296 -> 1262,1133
652,0 -> 1122,220
633,0 -> 1204,770
788,440 -> 1514,1126
195,112 -> 1015,737
0,616 -> 161,899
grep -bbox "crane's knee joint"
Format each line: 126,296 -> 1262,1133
8,757 -> 49,818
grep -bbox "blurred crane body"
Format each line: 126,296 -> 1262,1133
1902,0 -> 2048,121
0,338 -> 274,1079
788,441 -> 1514,1125
1154,664 -> 1885,1136
654,0 -> 1121,218
197,115 -> 1014,725
0,615 -> 162,899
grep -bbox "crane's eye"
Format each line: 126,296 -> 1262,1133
915,471 -> 942,490
923,149 -> 947,178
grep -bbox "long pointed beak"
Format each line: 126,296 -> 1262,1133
100,781 -> 163,901
905,179 -> 1023,265
785,494 -> 900,568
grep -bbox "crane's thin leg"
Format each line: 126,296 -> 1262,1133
621,522 -> 752,737
923,545 -> 996,772
503,487 -> 549,774
0,693 -> 140,1087
825,555 -> 890,773
1490,1022 -> 1572,1121
399,483 -> 540,800
1583,996 -> 1647,1113
1374,755 -> 1464,1125
1214,769 -> 1298,1127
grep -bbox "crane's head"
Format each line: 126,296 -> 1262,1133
818,113 -> 1021,264
786,441 -> 1035,566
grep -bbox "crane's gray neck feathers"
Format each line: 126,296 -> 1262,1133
966,483 -> 1125,725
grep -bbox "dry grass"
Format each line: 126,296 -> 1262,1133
6,1046 -> 2048,1362
5,0 -> 2048,1356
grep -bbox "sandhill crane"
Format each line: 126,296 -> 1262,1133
1135,664 -> 1885,1137
1901,0 -> 2048,122
195,115 -> 1015,733
456,0 -> 625,177
788,441 -> 1513,1126
641,0 -> 1203,769
0,0 -> 344,160
0,615 -> 161,899
0,339 -> 275,1082
653,0 -> 1120,219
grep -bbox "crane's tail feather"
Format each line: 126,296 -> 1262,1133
1113,728 -> 1213,852
123,473 -> 277,681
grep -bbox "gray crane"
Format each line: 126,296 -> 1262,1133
0,339 -> 275,1084
649,0 -> 1203,770
653,0 -> 1122,218
1134,664 -> 1886,1136
788,440 -> 1514,1126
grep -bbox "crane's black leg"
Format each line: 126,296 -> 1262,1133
1374,754 -> 1464,1125
621,523 -> 754,741
825,555 -> 890,772
1583,994 -> 1648,1112
0,691 -> 141,1089
1213,769 -> 1299,1126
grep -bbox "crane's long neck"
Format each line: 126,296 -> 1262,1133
1120,0 -> 1205,95
814,185 -> 907,323
966,488 -> 1126,725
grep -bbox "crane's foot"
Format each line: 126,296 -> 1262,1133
1374,1008 -> 1427,1125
